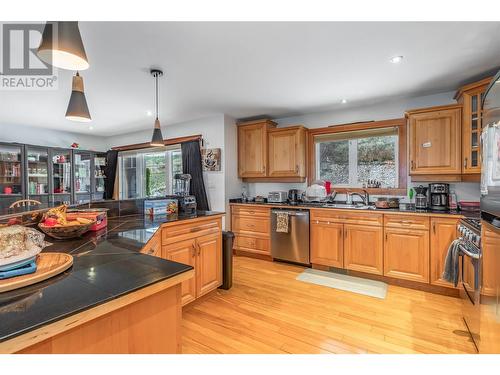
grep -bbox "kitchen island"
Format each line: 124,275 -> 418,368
0,211 -> 224,354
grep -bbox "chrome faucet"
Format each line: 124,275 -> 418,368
348,190 -> 370,205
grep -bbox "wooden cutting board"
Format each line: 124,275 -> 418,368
0,253 -> 73,293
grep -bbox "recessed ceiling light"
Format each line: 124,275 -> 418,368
389,56 -> 404,64
146,110 -> 153,117
88,125 -> 94,130
341,99 -> 348,104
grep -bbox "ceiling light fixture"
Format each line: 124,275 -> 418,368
146,110 -> 153,117
341,99 -> 348,104
150,69 -> 165,147
65,72 -> 91,122
389,55 -> 404,64
37,21 -> 89,71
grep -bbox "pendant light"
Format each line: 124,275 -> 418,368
65,72 -> 91,122
150,69 -> 165,147
37,21 -> 89,71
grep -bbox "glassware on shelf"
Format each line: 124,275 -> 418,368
52,152 -> 72,194
0,145 -> 23,195
27,148 -> 49,196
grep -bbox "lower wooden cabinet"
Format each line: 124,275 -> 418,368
310,221 -> 344,268
384,227 -> 430,283
232,205 -> 271,257
196,233 -> 222,297
163,239 -> 197,305
344,224 -> 383,275
482,222 -> 500,297
164,233 -> 222,305
430,217 -> 460,288
141,231 -> 162,257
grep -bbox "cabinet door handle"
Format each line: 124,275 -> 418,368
464,158 -> 468,168
147,247 -> 155,255
433,222 -> 436,234
385,233 -> 388,241
190,227 -> 202,232
191,243 -> 196,257
411,160 -> 415,170
295,165 -> 299,173
197,243 -> 201,256
400,221 -> 412,225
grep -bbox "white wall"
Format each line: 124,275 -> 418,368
106,115 -> 228,218
246,90 -> 481,203
0,123 -> 108,151
223,115 -> 243,229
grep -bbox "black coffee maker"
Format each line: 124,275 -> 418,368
428,183 -> 450,211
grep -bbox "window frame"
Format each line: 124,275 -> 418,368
307,118 -> 407,196
118,144 -> 182,200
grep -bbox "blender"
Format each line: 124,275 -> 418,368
170,174 -> 197,215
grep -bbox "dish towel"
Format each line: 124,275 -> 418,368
442,238 -> 462,287
275,212 -> 289,233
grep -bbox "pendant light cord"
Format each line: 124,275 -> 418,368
155,73 -> 159,121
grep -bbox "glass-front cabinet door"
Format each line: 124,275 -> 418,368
50,149 -> 72,205
74,151 -> 92,204
456,77 -> 492,175
0,143 -> 24,210
93,153 -> 106,201
26,146 -> 49,204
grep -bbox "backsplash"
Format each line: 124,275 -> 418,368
244,181 -> 481,204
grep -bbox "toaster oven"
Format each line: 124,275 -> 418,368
268,191 -> 288,203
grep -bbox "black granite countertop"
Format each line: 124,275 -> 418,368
0,211 -> 223,344
229,199 -> 480,218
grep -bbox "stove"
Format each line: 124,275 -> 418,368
458,218 -> 481,249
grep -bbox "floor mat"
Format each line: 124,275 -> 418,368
296,268 -> 387,299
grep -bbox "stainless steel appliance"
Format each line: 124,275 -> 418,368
171,173 -> 197,215
429,183 -> 449,210
478,71 -> 500,353
414,185 -> 428,209
288,189 -> 303,205
271,209 -> 310,265
456,217 -> 482,352
268,191 -> 288,203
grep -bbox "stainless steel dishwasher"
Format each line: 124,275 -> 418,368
271,209 -> 310,265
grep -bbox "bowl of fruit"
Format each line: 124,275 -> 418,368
38,205 -> 96,240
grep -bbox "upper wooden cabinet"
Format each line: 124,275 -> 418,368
268,126 -> 307,178
237,120 -> 307,181
407,104 -> 462,176
455,77 -> 492,175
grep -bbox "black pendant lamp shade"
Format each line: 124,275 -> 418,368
37,21 -> 89,71
66,72 -> 91,122
150,69 -> 165,147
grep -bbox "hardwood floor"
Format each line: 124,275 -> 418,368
182,256 -> 476,354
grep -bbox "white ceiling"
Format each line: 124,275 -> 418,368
1,21 -> 500,136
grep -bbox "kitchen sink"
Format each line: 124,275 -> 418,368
320,203 -> 375,210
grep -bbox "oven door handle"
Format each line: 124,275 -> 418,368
458,244 -> 481,260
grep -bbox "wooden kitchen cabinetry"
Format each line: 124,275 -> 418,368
268,126 -> 307,178
161,216 -> 223,306
310,220 -> 344,268
407,104 -> 462,177
310,210 -> 383,274
455,77 -> 492,175
384,226 -> 430,283
238,120 -> 276,178
430,217 -> 460,288
344,224 -> 384,275
481,221 -> 500,297
141,230 -> 162,257
231,205 -> 271,257
237,120 -> 307,181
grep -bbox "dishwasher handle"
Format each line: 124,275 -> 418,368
271,210 -> 309,217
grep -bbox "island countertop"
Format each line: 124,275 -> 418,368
0,211 -> 224,348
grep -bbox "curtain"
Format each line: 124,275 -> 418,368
103,150 -> 118,200
181,140 -> 210,211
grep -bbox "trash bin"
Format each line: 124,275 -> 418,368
220,231 -> 234,290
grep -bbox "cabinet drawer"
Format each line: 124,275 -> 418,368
232,216 -> 270,235
162,219 -> 220,245
231,205 -> 270,218
310,209 -> 382,226
384,214 -> 429,230
234,234 -> 270,254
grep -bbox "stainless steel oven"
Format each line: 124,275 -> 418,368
457,218 -> 482,352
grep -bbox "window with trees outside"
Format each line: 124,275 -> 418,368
118,145 -> 182,199
310,119 -> 407,195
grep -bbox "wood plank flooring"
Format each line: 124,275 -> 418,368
182,256 -> 476,354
